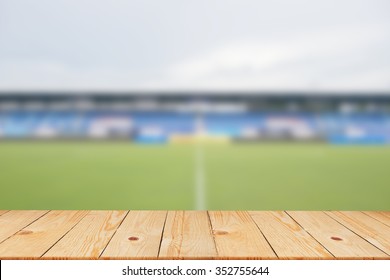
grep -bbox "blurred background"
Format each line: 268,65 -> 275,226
1,92 -> 390,144
0,0 -> 389,210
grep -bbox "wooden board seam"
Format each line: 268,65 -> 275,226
0,211 -> 10,217
323,211 -> 390,257
361,212 -> 390,228
98,210 -> 130,259
285,211 -> 336,258
206,211 -> 219,257
0,210 -> 50,246
39,211 -> 90,258
156,211 -> 169,258
0,211 -> 389,260
249,212 -> 279,258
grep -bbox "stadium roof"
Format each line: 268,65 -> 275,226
1,91 -> 390,102
0,91 -> 390,97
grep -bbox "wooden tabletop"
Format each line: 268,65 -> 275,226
0,210 -> 389,260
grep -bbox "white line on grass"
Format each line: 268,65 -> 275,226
195,143 -> 206,210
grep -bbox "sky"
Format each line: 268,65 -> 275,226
0,0 -> 389,92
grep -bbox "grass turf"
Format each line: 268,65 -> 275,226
0,142 -> 389,210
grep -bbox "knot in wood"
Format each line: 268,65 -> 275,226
331,236 -> 343,241
128,236 -> 139,241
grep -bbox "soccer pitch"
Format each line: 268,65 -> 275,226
0,142 -> 389,210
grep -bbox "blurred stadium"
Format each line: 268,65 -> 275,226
0,92 -> 389,210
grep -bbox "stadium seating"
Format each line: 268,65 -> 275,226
0,110 -> 389,144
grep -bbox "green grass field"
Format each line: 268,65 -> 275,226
0,142 -> 389,210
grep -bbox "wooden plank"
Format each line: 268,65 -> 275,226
363,212 -> 390,227
327,211 -> 390,256
288,211 -> 388,259
0,210 -> 388,260
249,211 -> 333,259
101,211 -> 166,259
0,210 -> 48,244
0,210 -> 9,216
159,211 -> 217,259
43,211 -> 128,259
0,210 -> 88,259
208,211 -> 276,259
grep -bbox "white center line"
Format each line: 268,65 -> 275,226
195,143 -> 206,210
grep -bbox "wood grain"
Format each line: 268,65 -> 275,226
0,210 -> 48,244
363,211 -> 390,227
0,211 -> 389,259
327,211 -> 390,256
208,211 -> 276,259
43,211 -> 128,259
250,211 -> 333,259
288,211 -> 388,259
159,211 -> 217,259
101,211 -> 166,259
0,210 -> 9,216
0,210 -> 87,259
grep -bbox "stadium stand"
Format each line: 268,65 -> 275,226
0,93 -> 389,144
